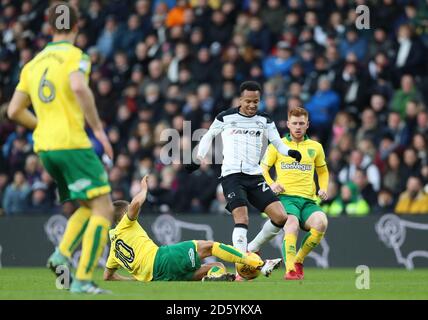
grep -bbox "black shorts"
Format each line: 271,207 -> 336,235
220,173 -> 279,213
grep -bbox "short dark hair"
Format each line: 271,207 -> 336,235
47,2 -> 78,34
239,81 -> 262,95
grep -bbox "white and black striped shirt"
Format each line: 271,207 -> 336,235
197,107 -> 291,177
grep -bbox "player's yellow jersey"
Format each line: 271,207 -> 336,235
106,214 -> 159,282
261,134 -> 326,200
15,41 -> 92,152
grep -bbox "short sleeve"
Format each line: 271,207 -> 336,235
116,213 -> 137,230
68,52 -> 91,80
16,64 -> 30,94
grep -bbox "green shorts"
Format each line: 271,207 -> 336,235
279,195 -> 323,230
39,149 -> 111,202
152,240 -> 201,281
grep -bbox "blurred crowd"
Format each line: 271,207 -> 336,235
1,0 -> 428,217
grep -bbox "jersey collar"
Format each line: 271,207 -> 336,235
46,40 -> 73,46
285,133 -> 309,142
237,106 -> 257,118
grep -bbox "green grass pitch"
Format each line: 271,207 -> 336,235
0,267 -> 427,300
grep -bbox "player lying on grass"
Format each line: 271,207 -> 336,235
248,107 -> 329,280
104,176 -> 282,282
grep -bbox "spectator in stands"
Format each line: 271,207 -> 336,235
355,108 -> 383,146
390,74 -> 423,119
25,181 -> 57,215
305,76 -> 340,144
372,188 -> 396,214
263,41 -> 297,79
352,168 -> 377,207
402,148 -> 422,184
393,24 -> 426,79
395,175 -> 428,214
327,182 -> 370,217
339,149 -> 381,192
96,15 -> 119,61
2,171 -> 31,215
339,27 -> 368,61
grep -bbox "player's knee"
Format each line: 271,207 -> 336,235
312,213 -> 328,232
286,217 -> 299,232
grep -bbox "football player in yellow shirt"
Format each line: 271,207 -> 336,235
104,176 -> 282,282
248,107 -> 329,280
7,2 -> 114,294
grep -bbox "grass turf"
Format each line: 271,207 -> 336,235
0,267 -> 427,300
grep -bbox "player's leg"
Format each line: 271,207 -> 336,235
283,215 -> 300,278
51,149 -> 113,293
196,240 -> 281,278
221,174 -> 250,254
231,206 -> 249,253
41,152 -> 90,276
196,240 -> 263,267
295,211 -> 328,266
73,194 -> 113,287
247,177 -> 286,252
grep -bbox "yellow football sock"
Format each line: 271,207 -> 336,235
212,242 -> 263,268
284,234 -> 297,272
295,228 -> 325,264
58,207 -> 91,258
76,215 -> 111,281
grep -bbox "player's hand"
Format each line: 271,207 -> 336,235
270,182 -> 285,194
134,176 -> 149,204
184,162 -> 200,173
318,189 -> 328,201
288,149 -> 302,162
94,129 -> 114,160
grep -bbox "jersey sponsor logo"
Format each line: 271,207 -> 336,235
230,129 -> 261,137
188,248 -> 196,267
68,178 -> 91,192
280,162 -> 312,171
307,149 -> 316,158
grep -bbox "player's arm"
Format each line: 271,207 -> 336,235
127,176 -> 148,221
103,267 -> 136,281
69,71 -> 113,159
266,121 -> 302,162
7,65 -> 37,130
315,146 -> 329,200
261,144 -> 285,194
7,91 -> 37,129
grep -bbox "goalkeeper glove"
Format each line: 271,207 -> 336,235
288,149 -> 302,162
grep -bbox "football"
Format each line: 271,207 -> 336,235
236,252 -> 261,280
